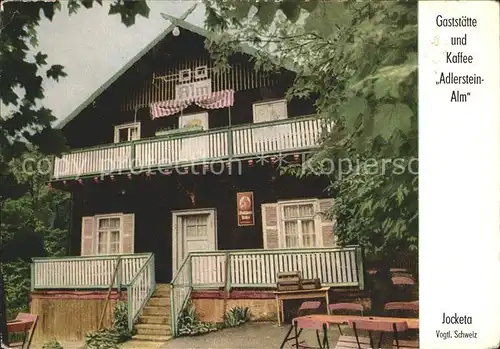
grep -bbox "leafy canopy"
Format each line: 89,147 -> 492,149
0,0 -> 151,172
204,0 -> 418,261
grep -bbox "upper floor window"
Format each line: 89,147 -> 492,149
253,99 -> 287,123
114,122 -> 140,143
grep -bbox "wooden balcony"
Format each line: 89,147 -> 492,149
52,115 -> 331,179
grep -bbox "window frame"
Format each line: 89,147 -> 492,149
277,199 -> 323,249
114,122 -> 141,143
94,213 -> 123,255
252,98 -> 288,123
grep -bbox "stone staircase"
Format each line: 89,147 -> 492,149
131,284 -> 173,343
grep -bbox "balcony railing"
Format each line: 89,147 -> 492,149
52,115 -> 331,179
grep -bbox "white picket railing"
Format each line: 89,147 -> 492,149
170,246 -> 364,336
126,254 -> 156,330
52,115 -> 330,178
134,129 -> 229,168
232,117 -> 329,156
31,253 -> 151,289
52,144 -> 132,179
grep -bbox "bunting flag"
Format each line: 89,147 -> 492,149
150,89 -> 235,119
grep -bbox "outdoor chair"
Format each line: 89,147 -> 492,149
328,303 -> 364,335
391,276 -> 415,286
8,313 -> 38,349
298,301 -> 322,316
384,301 -> 419,317
292,317 -> 330,349
348,319 -> 410,349
391,276 -> 417,302
334,335 -> 371,349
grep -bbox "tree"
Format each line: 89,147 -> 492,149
0,1 -> 150,340
0,0 -> 151,173
203,0 -> 418,266
1,151 -> 71,319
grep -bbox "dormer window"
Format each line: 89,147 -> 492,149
114,122 -> 141,143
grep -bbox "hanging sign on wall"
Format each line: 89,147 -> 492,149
237,192 -> 255,227
175,65 -> 211,100
175,79 -> 211,100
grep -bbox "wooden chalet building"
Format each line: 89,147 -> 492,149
30,6 -> 364,343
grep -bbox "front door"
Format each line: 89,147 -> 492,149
172,209 -> 216,284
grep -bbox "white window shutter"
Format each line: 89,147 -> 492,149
81,216 -> 95,256
261,203 -> 279,249
318,198 -> 336,247
121,213 -> 135,253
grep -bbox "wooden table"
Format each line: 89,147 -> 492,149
274,287 -> 331,326
280,314 -> 419,349
296,314 -> 419,330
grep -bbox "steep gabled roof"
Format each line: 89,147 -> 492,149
57,5 -> 296,130
56,4 -> 198,129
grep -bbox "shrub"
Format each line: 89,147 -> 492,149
84,329 -> 120,349
223,306 -> 251,328
84,301 -> 132,348
177,302 -> 220,336
112,301 -> 133,341
42,339 -> 64,349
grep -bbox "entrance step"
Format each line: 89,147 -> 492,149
133,283 -> 173,341
138,315 -> 170,325
141,306 -> 170,316
148,297 -> 170,307
131,334 -> 172,342
135,324 -> 172,336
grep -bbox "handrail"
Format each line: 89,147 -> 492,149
32,253 -> 151,261
127,253 -> 154,286
98,257 -> 121,330
170,254 -> 193,336
126,254 -> 156,330
170,252 -> 192,285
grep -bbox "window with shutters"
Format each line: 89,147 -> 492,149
96,215 -> 122,254
279,200 -> 322,248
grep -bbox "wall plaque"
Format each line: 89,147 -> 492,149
237,192 -> 255,227
175,79 -> 212,101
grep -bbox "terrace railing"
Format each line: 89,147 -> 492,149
170,246 -> 364,336
52,115 -> 333,179
31,253 -> 155,330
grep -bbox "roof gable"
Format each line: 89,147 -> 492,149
57,5 -> 296,130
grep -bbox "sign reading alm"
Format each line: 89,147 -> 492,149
175,79 -> 212,101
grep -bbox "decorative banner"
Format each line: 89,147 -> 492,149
237,192 -> 255,227
175,79 -> 212,100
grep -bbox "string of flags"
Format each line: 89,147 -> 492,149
47,153 -> 304,188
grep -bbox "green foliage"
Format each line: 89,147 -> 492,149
84,329 -> 120,349
0,0 -> 150,171
42,339 -> 64,349
177,302 -> 220,336
1,151 -> 71,318
223,306 -> 251,328
84,302 -> 133,348
112,302 -> 133,341
204,1 -> 418,261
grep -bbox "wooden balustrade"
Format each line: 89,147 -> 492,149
31,254 -> 151,290
170,246 -> 364,336
52,116 -> 329,179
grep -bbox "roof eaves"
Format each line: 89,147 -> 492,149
160,13 -> 298,73
55,4 -> 198,130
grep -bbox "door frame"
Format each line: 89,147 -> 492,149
171,208 -> 217,276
